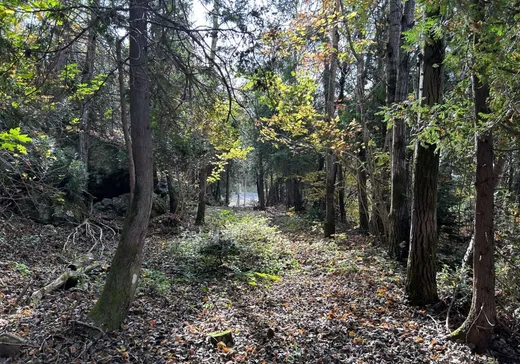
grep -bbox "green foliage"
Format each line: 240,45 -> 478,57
139,268 -> 172,296
12,262 -> 31,276
0,128 -> 32,154
168,209 -> 295,280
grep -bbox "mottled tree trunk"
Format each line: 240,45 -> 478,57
89,0 -> 153,330
389,0 -> 415,260
406,7 -> 443,305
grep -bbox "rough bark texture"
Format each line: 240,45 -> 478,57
323,0 -> 339,238
116,38 -> 135,206
386,0 -> 401,106
450,1 -> 495,342
89,0 -> 153,330
406,9 -> 443,305
388,0 -> 415,260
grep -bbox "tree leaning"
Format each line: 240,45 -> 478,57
89,0 -> 154,330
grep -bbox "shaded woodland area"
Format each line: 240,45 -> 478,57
1,0 -> 520,362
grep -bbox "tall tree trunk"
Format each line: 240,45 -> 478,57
357,149 -> 370,233
389,0 -> 415,259
116,38 -> 135,206
257,150 -> 266,210
406,7 -> 443,305
195,0 -> 220,221
338,164 -> 346,223
166,170 -> 177,214
89,0 -> 153,330
195,165 -> 208,225
386,0 -> 401,106
450,1 -> 495,349
324,0 -> 339,238
225,161 -> 231,206
79,1 -> 98,172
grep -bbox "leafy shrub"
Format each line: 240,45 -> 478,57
139,268 -> 171,296
167,209 -> 295,281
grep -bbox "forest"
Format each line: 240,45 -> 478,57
0,0 -> 519,362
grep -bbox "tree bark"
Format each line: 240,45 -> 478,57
89,0 -> 153,330
386,0 -> 401,106
166,170 -> 177,214
257,150 -> 266,210
79,1 -> 98,172
357,148 -> 370,233
388,0 -> 415,260
450,1 -> 495,346
116,38 -> 135,206
338,164 -> 346,223
323,0 -> 339,238
225,161 -> 231,206
195,165 -> 208,225
406,7 -> 443,305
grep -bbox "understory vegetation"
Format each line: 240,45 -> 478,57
1,0 -> 520,362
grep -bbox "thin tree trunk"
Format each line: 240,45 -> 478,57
324,0 -> 339,238
257,151 -> 266,210
406,7 -> 443,305
338,164 -> 346,223
79,1 -> 98,172
116,38 -> 135,206
357,149 -> 370,233
89,0 -> 153,330
388,0 -> 415,259
166,170 -> 177,214
225,161 -> 231,206
195,165 -> 208,225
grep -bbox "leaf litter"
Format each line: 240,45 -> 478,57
0,209 -> 519,363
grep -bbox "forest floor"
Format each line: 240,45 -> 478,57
1,207 -> 519,363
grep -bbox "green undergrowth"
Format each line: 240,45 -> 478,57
166,208 -> 297,286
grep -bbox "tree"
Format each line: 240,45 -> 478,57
323,0 -> 340,238
89,0 -> 153,330
388,0 -> 415,260
449,0 -> 496,349
406,5 -> 443,306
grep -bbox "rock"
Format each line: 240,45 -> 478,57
88,137 -> 130,200
207,329 -> 234,347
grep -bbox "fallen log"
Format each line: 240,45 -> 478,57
31,261 -> 101,305
0,333 -> 26,358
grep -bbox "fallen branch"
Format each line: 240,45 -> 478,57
30,261 -> 101,305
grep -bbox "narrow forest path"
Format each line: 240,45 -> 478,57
0,209 -> 518,363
